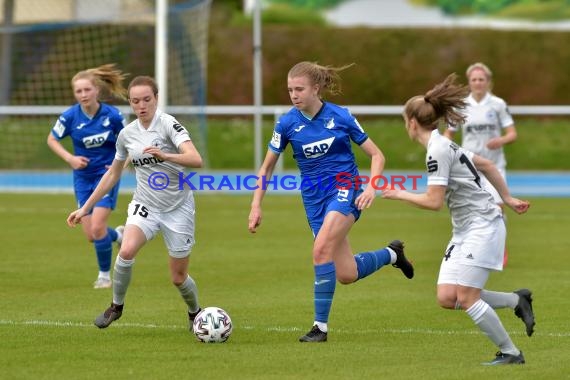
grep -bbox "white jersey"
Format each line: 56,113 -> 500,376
115,109 -> 193,212
426,130 -> 502,229
448,93 -> 514,170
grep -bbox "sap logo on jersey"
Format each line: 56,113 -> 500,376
83,131 -> 111,149
302,137 -> 335,158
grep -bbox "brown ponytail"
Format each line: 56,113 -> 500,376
404,73 -> 469,130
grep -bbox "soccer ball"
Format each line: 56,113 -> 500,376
192,307 -> 233,343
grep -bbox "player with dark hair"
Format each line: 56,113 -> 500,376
67,75 -> 203,329
382,74 -> 535,365
48,64 -> 127,289
248,61 -> 414,343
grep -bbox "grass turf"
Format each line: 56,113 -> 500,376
1,193 -> 569,379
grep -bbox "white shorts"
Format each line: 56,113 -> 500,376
125,196 -> 196,258
437,216 -> 505,287
480,168 -> 506,205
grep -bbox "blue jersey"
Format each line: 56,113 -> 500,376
51,103 -> 125,177
269,102 -> 368,193
269,102 -> 368,235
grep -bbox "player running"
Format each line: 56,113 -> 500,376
47,64 -> 127,289
382,73 -> 535,365
67,76 -> 203,329
248,61 -> 414,343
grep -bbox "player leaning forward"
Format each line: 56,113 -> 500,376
67,76 -> 203,329
382,74 -> 535,365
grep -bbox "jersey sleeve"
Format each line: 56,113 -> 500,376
167,117 -> 192,148
426,142 -> 452,187
114,130 -> 128,161
497,98 -> 514,128
268,116 -> 289,154
346,112 -> 368,145
51,113 -> 72,140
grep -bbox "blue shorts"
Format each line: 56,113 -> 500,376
304,186 -> 363,237
74,173 -> 120,213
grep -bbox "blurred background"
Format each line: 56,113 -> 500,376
0,0 -> 568,192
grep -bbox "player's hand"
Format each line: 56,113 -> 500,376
67,209 -> 87,227
143,146 -> 167,160
381,189 -> 401,200
355,187 -> 376,210
248,207 -> 262,233
68,156 -> 89,170
486,137 -> 503,150
506,197 -> 530,214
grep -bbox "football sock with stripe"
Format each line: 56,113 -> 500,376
354,248 -> 392,280
466,299 -> 519,356
314,262 -> 336,325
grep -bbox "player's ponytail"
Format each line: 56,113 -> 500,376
72,63 -> 128,102
404,73 -> 469,130
288,61 -> 355,98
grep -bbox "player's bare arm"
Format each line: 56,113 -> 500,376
355,138 -> 384,210
143,140 -> 202,168
382,185 -> 446,211
473,154 -> 530,214
249,150 -> 280,233
66,159 -> 125,226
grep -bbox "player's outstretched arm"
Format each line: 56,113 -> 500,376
249,150 -> 280,233
382,185 -> 446,211
472,154 -> 530,214
66,159 -> 124,227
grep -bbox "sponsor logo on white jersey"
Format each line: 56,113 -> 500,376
302,136 -> 335,158
325,118 -> 335,129
83,131 -> 110,149
294,124 -> 306,132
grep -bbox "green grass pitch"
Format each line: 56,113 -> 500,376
1,193 -> 569,379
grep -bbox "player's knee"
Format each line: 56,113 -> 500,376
312,245 -> 332,264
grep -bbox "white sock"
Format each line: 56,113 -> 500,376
386,247 -> 397,264
314,321 -> 328,332
466,299 -> 519,356
480,290 -> 518,309
98,271 -> 110,280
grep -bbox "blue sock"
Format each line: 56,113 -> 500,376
314,262 -> 336,323
107,227 -> 118,242
354,248 -> 391,280
94,234 -> 113,272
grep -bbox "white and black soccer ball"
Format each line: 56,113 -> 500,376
192,307 -> 233,343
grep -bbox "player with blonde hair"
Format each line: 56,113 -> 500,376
443,62 -> 517,265
47,64 -> 128,289
249,61 -> 414,343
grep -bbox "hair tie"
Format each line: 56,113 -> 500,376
424,96 -> 430,104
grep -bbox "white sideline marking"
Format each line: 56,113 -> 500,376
1,319 -> 569,337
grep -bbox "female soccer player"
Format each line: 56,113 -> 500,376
248,61 -> 414,343
443,63 -> 517,265
66,76 -> 203,329
382,74 -> 535,365
47,64 -> 127,289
